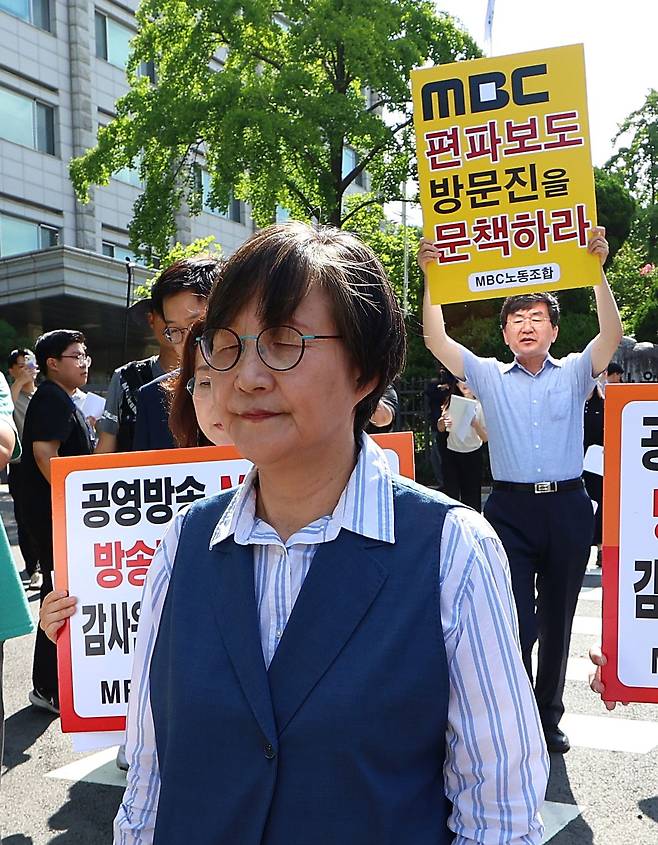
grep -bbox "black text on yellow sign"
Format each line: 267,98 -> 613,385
412,44 -> 600,305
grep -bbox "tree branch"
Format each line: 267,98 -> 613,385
339,118 -> 412,193
283,178 -> 317,218
215,28 -> 284,71
339,197 -> 382,227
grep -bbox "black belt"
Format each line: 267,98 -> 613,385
492,478 -> 584,494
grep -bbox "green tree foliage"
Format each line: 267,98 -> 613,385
342,199 -> 433,377
607,89 -> 658,261
594,167 -> 635,263
634,274 -> 658,342
606,240 -> 656,335
70,0 -> 479,257
0,320 -> 34,376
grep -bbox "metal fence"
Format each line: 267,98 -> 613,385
396,377 -> 434,485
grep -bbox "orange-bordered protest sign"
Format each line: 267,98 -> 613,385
411,44 -> 600,304
52,432 -> 415,735
602,384 -> 658,704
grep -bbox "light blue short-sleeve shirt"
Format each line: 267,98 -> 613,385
463,342 -> 597,483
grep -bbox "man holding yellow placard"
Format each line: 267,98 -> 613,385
419,229 -> 621,754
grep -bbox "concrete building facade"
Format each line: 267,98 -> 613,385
0,0 -> 256,378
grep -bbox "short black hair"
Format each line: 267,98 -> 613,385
204,222 -> 406,437
150,256 -> 222,318
500,292 -> 560,327
606,362 -> 623,376
8,348 -> 33,368
35,330 -> 86,376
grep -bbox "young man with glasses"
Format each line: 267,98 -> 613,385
419,227 -> 623,754
131,257 -> 219,452
95,259 -> 216,454
20,330 -> 94,713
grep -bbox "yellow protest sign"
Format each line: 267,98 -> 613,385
412,44 -> 599,305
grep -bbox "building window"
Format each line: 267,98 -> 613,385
95,11 -> 133,69
0,213 -> 58,257
342,146 -> 366,188
102,241 -> 146,265
0,0 -> 50,31
196,168 -> 245,224
0,87 -> 55,154
113,163 -> 142,187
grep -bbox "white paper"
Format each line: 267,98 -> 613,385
448,394 -> 478,441
80,391 -> 106,420
583,444 -> 604,476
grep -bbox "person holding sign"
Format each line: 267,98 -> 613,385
438,380 -> 488,511
419,226 -> 623,754
114,221 -> 547,845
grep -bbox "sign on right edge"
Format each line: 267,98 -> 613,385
602,384 -> 658,704
412,44 -> 600,305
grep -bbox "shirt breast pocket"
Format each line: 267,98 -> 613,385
548,387 -> 571,421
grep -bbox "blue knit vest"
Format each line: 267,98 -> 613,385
150,477 -> 456,845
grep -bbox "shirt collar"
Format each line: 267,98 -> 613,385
502,352 -> 562,375
209,433 -> 395,549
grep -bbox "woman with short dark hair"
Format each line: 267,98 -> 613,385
115,222 -> 547,845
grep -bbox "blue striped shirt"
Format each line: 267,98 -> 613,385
114,435 -> 548,845
463,343 -> 597,483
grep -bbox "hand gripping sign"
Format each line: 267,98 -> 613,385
51,434 -> 415,736
602,384 -> 658,703
411,44 -> 600,304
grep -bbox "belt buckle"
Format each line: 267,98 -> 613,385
534,481 -> 557,494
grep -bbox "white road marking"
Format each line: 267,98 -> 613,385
560,713 -> 658,754
541,800 -> 583,842
578,586 -> 603,602
46,746 -> 126,787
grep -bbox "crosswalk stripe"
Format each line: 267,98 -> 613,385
46,746 -> 126,787
559,712 -> 658,754
541,801 -> 583,842
578,586 -> 603,602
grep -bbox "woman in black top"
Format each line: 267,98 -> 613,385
583,384 -> 604,564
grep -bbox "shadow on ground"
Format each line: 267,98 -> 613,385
47,781 -> 122,844
546,754 -> 593,843
2,707 -> 58,774
638,795 -> 658,822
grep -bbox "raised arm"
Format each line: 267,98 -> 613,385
418,239 -> 467,380
588,227 -> 623,377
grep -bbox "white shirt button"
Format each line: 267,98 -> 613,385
535,444 -> 539,449
275,630 -> 282,639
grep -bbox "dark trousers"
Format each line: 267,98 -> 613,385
484,486 -> 593,728
7,463 -> 39,576
442,447 -> 483,512
32,549 -> 58,702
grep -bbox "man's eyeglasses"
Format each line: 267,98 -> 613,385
199,326 -> 342,372
163,326 -> 190,344
60,354 -> 92,367
507,316 -> 552,328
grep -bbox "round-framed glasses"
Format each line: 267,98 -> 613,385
199,326 -> 342,372
60,353 -> 92,367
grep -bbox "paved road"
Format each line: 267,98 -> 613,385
1,487 -> 657,844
